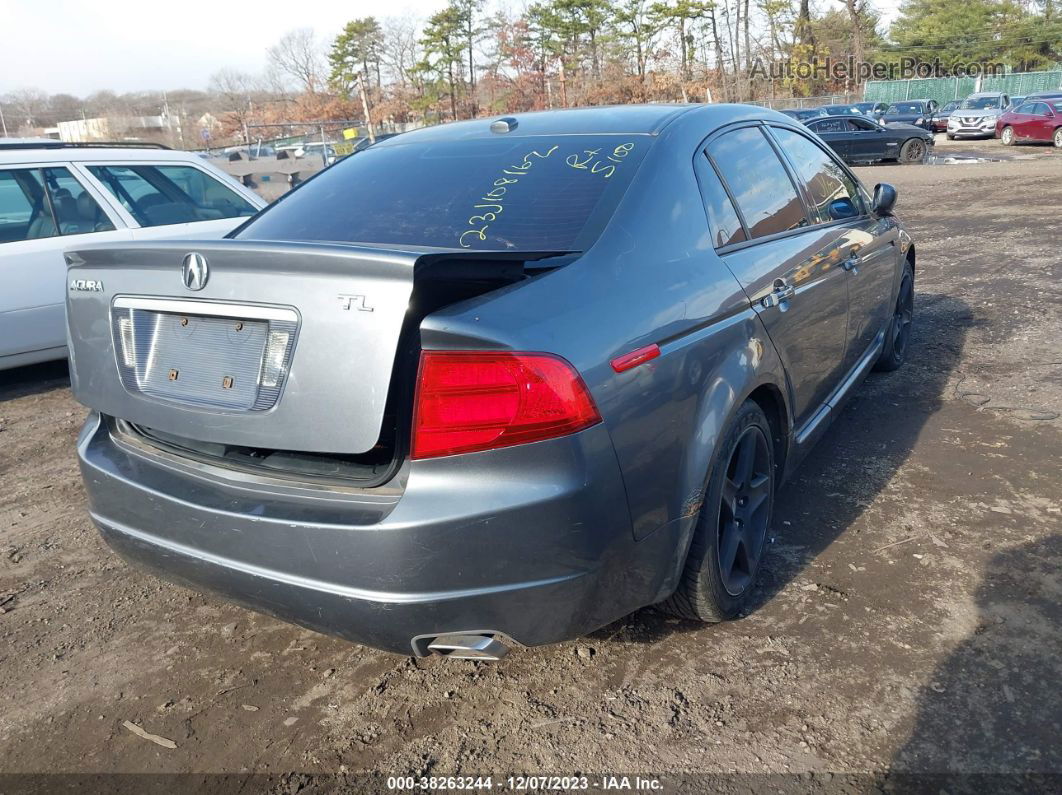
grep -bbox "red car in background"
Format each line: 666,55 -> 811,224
996,99 -> 1062,147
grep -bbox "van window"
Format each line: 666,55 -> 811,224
88,164 -> 257,227
706,127 -> 807,240
0,169 -> 55,243
42,168 -> 116,235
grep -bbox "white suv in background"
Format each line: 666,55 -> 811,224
0,140 -> 266,371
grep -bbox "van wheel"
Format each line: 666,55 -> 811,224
1001,126 -> 1015,146
661,400 -> 774,622
874,262 -> 915,372
899,138 -> 927,163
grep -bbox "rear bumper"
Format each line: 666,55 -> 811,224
78,413 -> 680,655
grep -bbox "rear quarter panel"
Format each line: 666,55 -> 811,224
420,108 -> 790,563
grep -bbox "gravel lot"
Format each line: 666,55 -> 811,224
1,137 -> 1060,789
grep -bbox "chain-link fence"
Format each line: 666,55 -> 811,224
864,70 -> 1062,105
745,93 -> 863,109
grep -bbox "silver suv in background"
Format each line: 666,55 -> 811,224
947,92 -> 1010,139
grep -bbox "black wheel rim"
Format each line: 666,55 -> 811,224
907,140 -> 925,161
717,426 -> 772,596
892,273 -> 914,359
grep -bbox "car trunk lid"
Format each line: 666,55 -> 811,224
66,240 -> 570,457
66,240 -> 420,455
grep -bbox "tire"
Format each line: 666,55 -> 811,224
874,262 -> 915,372
899,137 -> 927,163
1054,128 -> 1062,148
946,133 -> 955,140
1001,126 -> 1015,146
661,400 -> 775,623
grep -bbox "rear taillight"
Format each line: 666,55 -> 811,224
412,351 -> 601,459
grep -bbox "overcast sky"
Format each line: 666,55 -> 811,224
2,0 -> 904,97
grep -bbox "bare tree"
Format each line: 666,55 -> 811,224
208,69 -> 261,141
4,88 -> 49,128
267,28 -> 326,94
381,16 -> 422,89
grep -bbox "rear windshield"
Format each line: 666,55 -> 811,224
236,135 -> 651,251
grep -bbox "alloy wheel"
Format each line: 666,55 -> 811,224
717,426 -> 772,596
1055,128 -> 1062,148
892,273 -> 914,360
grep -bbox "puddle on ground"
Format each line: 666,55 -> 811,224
926,153 -> 1003,165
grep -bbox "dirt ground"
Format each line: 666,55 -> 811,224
1,136 -> 1060,791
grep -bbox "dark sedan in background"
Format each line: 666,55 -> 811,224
820,102 -> 889,120
65,104 -> 915,659
779,107 -> 827,122
882,100 -> 939,131
807,114 -> 934,164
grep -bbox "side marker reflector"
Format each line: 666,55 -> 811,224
611,344 -> 660,373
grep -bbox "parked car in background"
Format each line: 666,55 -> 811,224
65,104 -> 915,659
0,140 -> 266,371
850,101 -> 890,119
807,114 -> 934,164
932,100 -> 961,132
820,103 -> 867,117
947,92 -> 1010,139
1026,90 -> 1062,101
997,99 -> 1062,147
882,100 -> 939,131
778,108 -> 826,122
1006,96 -> 1026,109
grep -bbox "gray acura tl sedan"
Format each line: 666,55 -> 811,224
66,104 -> 915,659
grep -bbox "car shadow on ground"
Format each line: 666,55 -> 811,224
0,360 -> 70,403
887,534 -> 1062,785
592,291 -> 978,646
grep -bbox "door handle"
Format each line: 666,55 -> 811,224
841,255 -> 860,274
761,279 -> 796,309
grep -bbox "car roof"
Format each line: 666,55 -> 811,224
369,103 -> 810,151
0,144 -> 202,167
809,114 -> 873,122
967,92 -> 1004,98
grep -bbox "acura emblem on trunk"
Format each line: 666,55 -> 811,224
181,252 -> 209,291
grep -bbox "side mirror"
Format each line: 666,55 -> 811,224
872,183 -> 898,216
828,197 -> 859,220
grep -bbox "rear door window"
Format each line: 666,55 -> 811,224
697,161 -> 745,248
0,169 -> 54,243
811,119 -> 845,134
705,127 -> 807,240
235,135 -> 651,251
87,164 -> 257,228
770,128 -> 865,224
42,167 -> 116,235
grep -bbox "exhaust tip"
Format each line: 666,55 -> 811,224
426,633 -> 509,661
